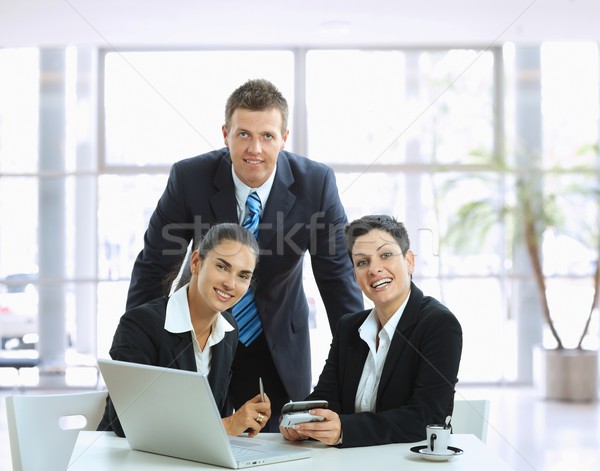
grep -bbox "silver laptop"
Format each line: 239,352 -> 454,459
97,358 -> 311,468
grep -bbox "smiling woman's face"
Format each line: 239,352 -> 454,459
351,228 -> 414,317
188,239 -> 256,316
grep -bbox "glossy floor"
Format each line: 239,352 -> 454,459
457,386 -> 599,470
0,382 -> 598,471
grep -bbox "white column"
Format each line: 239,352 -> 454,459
37,49 -> 68,384
74,48 -> 98,356
292,49 -> 308,157
514,45 -> 544,383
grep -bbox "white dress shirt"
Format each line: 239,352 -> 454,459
354,294 -> 410,413
164,283 -> 235,375
231,166 -> 276,223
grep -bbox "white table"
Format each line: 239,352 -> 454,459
69,432 -> 511,470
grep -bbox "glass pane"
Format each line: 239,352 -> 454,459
0,181 -> 39,350
0,276 -> 38,350
435,172 -> 505,276
0,48 -> 39,173
336,171 -> 504,277
543,172 -> 598,277
104,51 -> 295,166
0,178 -> 38,276
424,278 -> 507,382
307,49 -> 494,165
415,49 -> 495,165
336,172 -> 406,220
307,50 -> 405,165
97,281 -> 130,358
541,43 -> 599,168
0,174 -> 93,355
98,174 -> 169,279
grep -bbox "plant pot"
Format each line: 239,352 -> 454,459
533,346 -> 598,401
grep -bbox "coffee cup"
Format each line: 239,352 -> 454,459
426,424 -> 451,454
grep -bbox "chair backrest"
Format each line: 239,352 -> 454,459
451,399 -> 490,442
6,390 -> 108,471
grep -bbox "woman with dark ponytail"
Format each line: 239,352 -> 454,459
98,223 -> 271,437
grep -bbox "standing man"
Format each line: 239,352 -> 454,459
126,79 -> 363,431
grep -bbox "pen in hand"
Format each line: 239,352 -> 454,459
259,377 -> 265,402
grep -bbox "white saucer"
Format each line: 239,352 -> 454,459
409,445 -> 464,462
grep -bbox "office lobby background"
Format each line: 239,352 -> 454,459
0,0 -> 599,390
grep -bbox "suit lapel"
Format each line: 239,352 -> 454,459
171,333 -> 196,372
343,312 -> 370,411
209,152 -> 238,224
259,152 -> 296,250
376,284 -> 423,401
208,334 -> 235,408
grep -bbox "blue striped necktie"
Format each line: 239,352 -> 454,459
232,191 -> 263,346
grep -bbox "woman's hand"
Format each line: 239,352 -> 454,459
222,393 -> 271,437
279,408 -> 342,446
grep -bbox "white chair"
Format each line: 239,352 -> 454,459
451,399 -> 491,442
6,390 -> 108,471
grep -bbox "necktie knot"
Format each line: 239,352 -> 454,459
243,192 -> 261,238
247,191 -> 261,214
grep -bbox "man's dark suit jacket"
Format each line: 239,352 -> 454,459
126,148 -> 363,399
97,297 -> 238,437
307,283 -> 463,448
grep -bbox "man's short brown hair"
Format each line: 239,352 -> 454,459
225,79 -> 289,135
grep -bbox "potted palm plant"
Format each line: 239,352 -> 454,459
444,145 -> 599,401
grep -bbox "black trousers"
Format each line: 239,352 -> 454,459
228,333 -> 289,433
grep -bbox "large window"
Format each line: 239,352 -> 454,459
539,43 -> 599,349
103,50 -> 295,167
306,49 -> 494,165
306,48 -> 503,382
0,49 -> 41,361
1,44 -> 598,388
